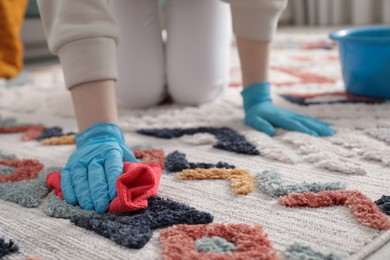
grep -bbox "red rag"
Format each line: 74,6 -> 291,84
46,170 -> 64,199
46,162 -> 162,213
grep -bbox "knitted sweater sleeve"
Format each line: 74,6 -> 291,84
37,0 -> 286,89
37,0 -> 119,89
222,0 -> 288,42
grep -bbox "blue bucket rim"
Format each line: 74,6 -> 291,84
329,25 -> 390,44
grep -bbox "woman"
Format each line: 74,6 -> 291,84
37,0 -> 334,213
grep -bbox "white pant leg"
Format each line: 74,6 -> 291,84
166,0 -> 232,106
113,0 -> 166,109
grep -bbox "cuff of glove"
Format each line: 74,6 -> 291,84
241,82 -> 272,111
75,122 -> 126,147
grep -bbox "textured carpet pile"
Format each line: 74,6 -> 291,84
1,31 -> 390,259
71,197 -> 213,249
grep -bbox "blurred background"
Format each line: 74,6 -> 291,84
22,0 -> 390,62
279,0 -> 390,26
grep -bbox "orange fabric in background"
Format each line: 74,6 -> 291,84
0,0 -> 28,79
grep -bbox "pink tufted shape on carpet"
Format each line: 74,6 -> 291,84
160,223 -> 278,260
278,190 -> 390,230
133,149 -> 165,169
0,159 -> 44,183
272,66 -> 336,86
46,162 -> 162,213
21,125 -> 45,141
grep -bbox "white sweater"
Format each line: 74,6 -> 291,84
37,0 -> 287,89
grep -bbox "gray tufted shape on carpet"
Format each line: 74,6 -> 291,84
43,192 -> 99,219
0,167 -> 61,208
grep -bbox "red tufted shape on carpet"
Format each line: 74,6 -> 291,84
21,125 -> 45,141
0,159 -> 44,183
0,125 -> 35,134
160,224 -> 278,260
46,162 -> 162,213
133,149 -> 165,169
278,190 -> 390,230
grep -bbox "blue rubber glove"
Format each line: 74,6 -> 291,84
241,82 -> 335,137
61,122 -> 137,213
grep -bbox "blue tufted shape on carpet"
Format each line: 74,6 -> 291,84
257,171 -> 346,198
195,236 -> 236,254
37,127 -> 64,140
0,167 -> 61,208
284,243 -> 348,260
71,196 -> 213,249
165,151 -> 235,173
0,238 -> 19,259
375,195 -> 390,215
137,127 -> 259,155
36,127 -> 75,141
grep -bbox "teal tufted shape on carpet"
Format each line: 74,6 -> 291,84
0,118 -> 17,127
257,170 -> 346,198
195,236 -> 236,254
0,151 -> 17,160
0,165 -> 15,175
284,243 -> 348,260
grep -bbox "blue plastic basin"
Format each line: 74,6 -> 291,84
329,26 -> 390,99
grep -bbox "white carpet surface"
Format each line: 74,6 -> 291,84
1,30 -> 390,259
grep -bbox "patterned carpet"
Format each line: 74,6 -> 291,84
0,29 -> 390,260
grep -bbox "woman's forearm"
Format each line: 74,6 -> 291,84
236,36 -> 270,87
70,80 -> 119,132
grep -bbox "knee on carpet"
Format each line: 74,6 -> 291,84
116,80 -> 166,109
168,77 -> 226,106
